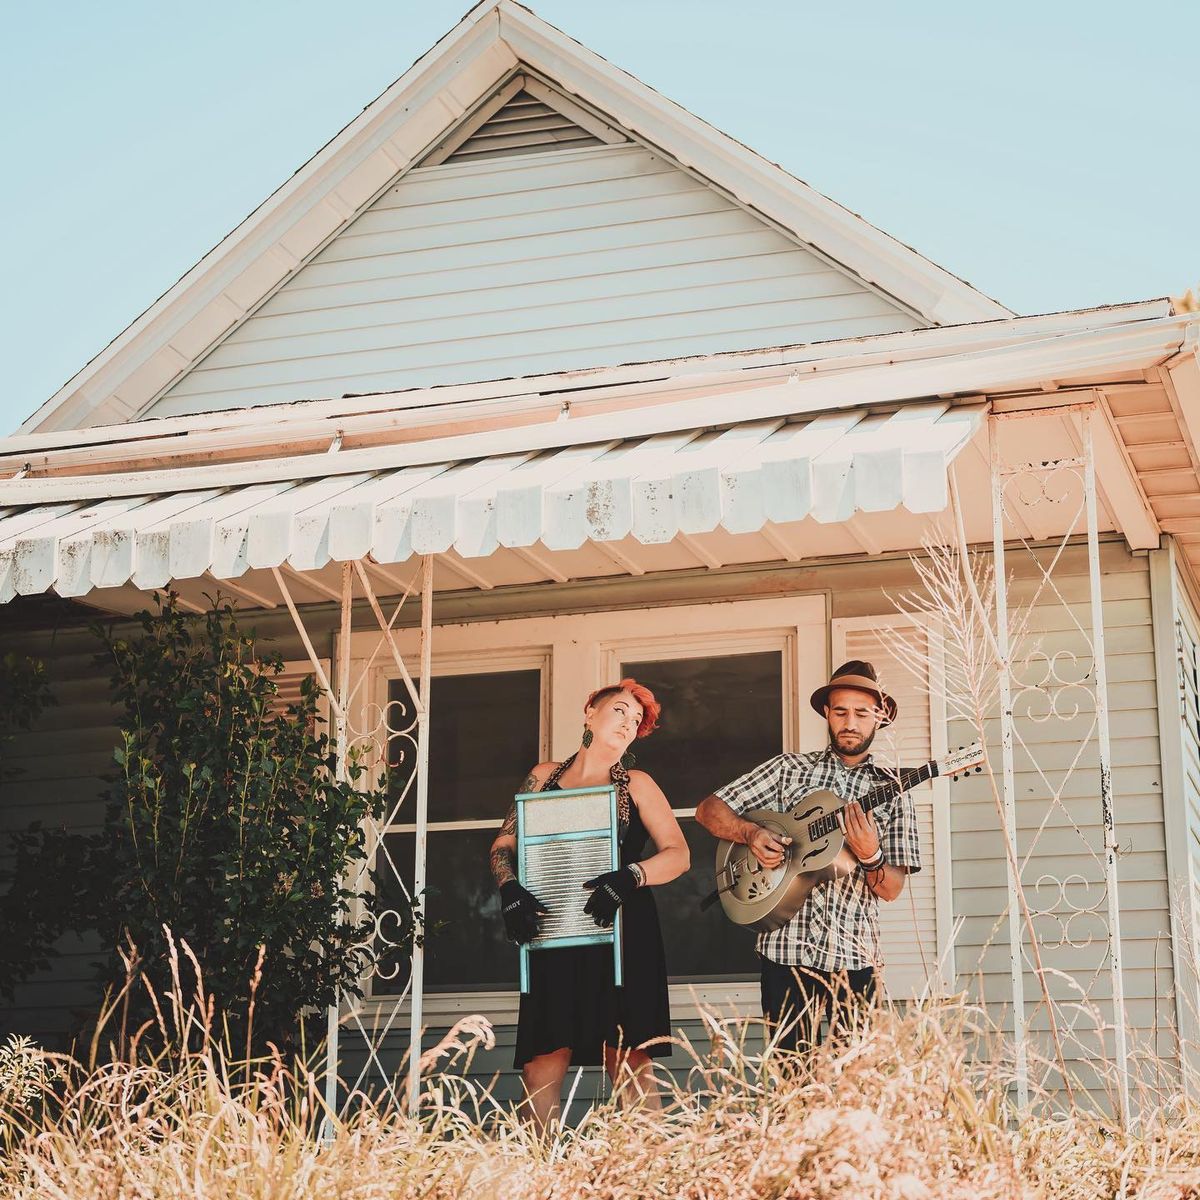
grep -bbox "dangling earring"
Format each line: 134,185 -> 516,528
581,726 -> 594,749
620,748 -> 636,769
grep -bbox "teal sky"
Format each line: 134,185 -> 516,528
2,0 -> 1197,434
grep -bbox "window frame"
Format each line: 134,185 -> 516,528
343,594 -> 827,1022
365,648 -> 550,1000
609,633 -> 795,987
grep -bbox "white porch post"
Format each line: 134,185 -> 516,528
990,425 -> 1029,1109
323,564 -> 355,1125
1083,410 -> 1131,1127
406,555 -> 434,1113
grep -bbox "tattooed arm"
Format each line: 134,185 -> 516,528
489,766 -> 550,888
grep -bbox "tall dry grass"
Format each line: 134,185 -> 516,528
3,980 -> 1200,1200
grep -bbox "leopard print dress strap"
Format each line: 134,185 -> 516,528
609,759 -> 634,829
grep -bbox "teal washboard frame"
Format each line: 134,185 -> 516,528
515,783 -> 623,994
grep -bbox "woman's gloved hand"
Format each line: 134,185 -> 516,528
582,866 -> 639,928
499,880 -> 548,944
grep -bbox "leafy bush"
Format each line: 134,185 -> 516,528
1,594 -> 404,1052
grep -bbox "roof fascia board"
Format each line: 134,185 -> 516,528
21,5 -> 517,436
1165,331 -> 1200,458
420,71 -> 528,167
496,1 -> 1011,327
3,301 -> 1173,460
2,318 -> 1188,505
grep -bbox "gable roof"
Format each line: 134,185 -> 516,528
21,0 -> 1012,435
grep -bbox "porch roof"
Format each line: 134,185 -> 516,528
0,400 -> 982,609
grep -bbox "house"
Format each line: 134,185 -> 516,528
3,1 -> 1200,1121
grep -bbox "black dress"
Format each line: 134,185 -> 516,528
513,757 -> 672,1068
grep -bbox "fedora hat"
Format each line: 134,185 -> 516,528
810,660 -> 898,725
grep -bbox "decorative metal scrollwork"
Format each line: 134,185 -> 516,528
1029,873 -> 1105,951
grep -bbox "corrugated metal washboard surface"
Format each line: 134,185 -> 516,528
444,89 -> 606,162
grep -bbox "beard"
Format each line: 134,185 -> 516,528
829,725 -> 876,757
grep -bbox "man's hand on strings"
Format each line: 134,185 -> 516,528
839,800 -> 881,863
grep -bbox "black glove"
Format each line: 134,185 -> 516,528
582,866 -> 638,929
500,880 -> 548,944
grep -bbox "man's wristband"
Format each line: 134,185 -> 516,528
860,849 -> 885,872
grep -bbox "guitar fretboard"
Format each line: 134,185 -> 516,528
806,763 -> 935,841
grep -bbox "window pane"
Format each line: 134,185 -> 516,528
375,830 -> 517,993
377,667 -> 541,994
388,669 -> 542,822
621,651 -> 784,981
661,818 -> 761,978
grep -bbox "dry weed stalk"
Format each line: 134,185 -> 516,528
885,531 -> 1075,1107
5,969 -> 1200,1199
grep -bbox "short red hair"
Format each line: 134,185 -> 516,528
584,678 -> 661,739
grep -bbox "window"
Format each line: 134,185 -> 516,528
349,594 -> 828,1016
619,650 -> 785,981
375,666 -> 544,994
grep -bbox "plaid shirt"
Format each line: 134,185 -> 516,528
715,748 -> 922,972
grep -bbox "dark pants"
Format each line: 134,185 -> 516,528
759,955 -> 877,1054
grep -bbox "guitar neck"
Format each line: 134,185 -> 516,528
862,763 -> 934,815
808,762 -> 935,840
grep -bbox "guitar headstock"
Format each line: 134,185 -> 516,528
937,741 -> 986,780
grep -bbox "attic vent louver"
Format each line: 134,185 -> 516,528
419,76 -> 627,168
445,89 -> 603,162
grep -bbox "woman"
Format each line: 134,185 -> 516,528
488,679 -> 689,1129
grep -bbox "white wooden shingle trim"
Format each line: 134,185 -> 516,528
7,383 -> 984,506
0,404 -> 982,602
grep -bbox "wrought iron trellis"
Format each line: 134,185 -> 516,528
271,555 -> 434,1119
988,405 -> 1130,1124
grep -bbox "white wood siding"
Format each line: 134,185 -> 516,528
945,549 -> 1176,1093
1173,570 -> 1200,960
0,626 -> 119,1044
147,144 -> 921,417
815,544 -> 1174,1103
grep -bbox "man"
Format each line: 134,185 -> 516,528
695,660 -> 921,1053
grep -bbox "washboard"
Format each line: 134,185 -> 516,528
515,783 -> 623,993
